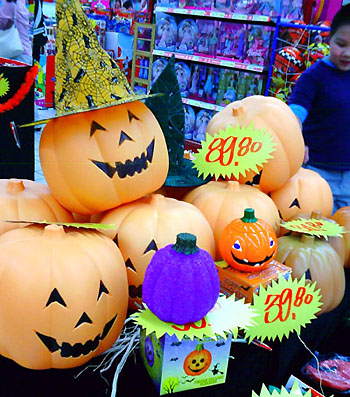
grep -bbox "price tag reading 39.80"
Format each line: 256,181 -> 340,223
192,123 -> 276,180
244,276 -> 322,343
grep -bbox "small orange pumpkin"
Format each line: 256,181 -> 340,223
183,343 -> 212,376
184,181 -> 280,260
206,95 -> 305,193
40,101 -> 169,214
332,207 -> 350,268
219,208 -> 277,272
270,168 -> 333,222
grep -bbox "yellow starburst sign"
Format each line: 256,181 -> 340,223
282,218 -> 345,239
0,74 -> 10,97
192,123 -> 276,180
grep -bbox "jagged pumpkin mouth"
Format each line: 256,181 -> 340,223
231,251 -> 275,267
91,139 -> 155,178
35,314 -> 117,358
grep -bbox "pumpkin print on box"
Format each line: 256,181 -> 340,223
100,194 -> 215,310
270,167 -> 333,222
0,179 -> 74,235
184,181 -> 280,260
219,208 -> 277,272
276,234 -> 345,315
183,343 -> 212,376
0,225 -> 128,369
39,101 -> 169,215
144,335 -> 155,367
206,95 -> 305,193
332,207 -> 350,268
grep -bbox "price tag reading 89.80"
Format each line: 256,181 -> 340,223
192,123 -> 276,180
244,276 -> 323,343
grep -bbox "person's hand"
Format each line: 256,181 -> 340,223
303,145 -> 309,164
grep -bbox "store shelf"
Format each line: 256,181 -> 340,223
155,6 -> 271,22
182,97 -> 225,112
153,49 -> 266,72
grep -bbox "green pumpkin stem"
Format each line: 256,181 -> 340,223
195,343 -> 204,352
241,208 -> 257,223
173,233 -> 199,255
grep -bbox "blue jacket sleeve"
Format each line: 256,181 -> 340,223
288,67 -> 319,113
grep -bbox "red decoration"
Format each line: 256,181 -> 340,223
0,66 -> 38,114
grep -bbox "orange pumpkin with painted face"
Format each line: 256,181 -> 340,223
183,344 -> 212,376
219,208 -> 277,272
40,101 -> 169,215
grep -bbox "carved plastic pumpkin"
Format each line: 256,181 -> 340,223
276,234 -> 345,314
0,225 -> 128,369
0,179 -> 73,235
219,208 -> 277,272
184,181 -> 280,260
332,207 -> 350,268
100,194 -> 215,310
143,233 -> 220,324
40,101 -> 169,215
206,95 -> 305,193
270,168 -> 333,222
183,343 -> 212,376
279,210 -> 346,265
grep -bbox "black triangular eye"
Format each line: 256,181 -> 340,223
90,120 -> 106,137
127,110 -> 140,122
125,258 -> 136,272
289,198 -> 301,208
75,312 -> 93,328
119,130 -> 132,145
113,234 -> 119,247
144,240 -> 158,254
278,210 -> 284,221
46,288 -> 67,307
98,281 -> 109,300
305,269 -> 312,280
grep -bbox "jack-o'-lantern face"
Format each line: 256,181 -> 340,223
0,225 -> 128,370
183,344 -> 212,376
219,209 -> 277,272
40,101 -> 169,215
144,335 -> 155,367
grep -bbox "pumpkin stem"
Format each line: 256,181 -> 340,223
6,179 -> 25,194
148,194 -> 166,208
232,105 -> 245,117
43,224 -> 66,239
195,343 -> 204,352
301,234 -> 315,245
311,210 -> 322,220
241,208 -> 257,223
225,181 -> 240,191
173,233 -> 199,255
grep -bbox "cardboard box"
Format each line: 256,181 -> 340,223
285,375 -> 326,397
140,330 -> 232,395
216,260 -> 292,303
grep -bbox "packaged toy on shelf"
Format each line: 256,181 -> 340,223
194,109 -> 212,142
184,105 -> 196,139
243,73 -> 264,97
202,67 -> 220,103
214,0 -> 231,11
152,58 -> 168,86
231,0 -> 255,14
256,0 -> 283,16
176,19 -> 199,54
175,61 -> 191,97
281,0 -> 303,20
217,22 -> 240,59
156,0 -> 178,7
246,25 -> 272,66
155,13 -> 177,51
189,64 -> 200,98
192,0 -> 213,9
196,65 -> 209,100
194,20 -> 220,57
216,69 -> 239,105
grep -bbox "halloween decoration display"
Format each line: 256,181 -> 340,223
0,179 -> 74,235
205,96 -> 305,193
0,224 -> 128,369
270,167 -> 333,222
144,335 -> 155,367
219,208 -> 277,273
332,207 -> 350,268
40,101 -> 169,215
183,343 -> 212,376
143,233 -> 220,325
276,234 -> 345,314
100,194 -> 215,310
184,181 -> 280,260
279,210 -> 345,265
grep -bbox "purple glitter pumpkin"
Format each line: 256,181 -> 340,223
142,233 -> 220,325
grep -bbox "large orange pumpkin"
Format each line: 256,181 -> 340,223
0,179 -> 74,235
40,101 -> 169,215
332,207 -> 350,268
276,234 -> 345,315
100,194 -> 215,310
219,208 -> 277,272
270,168 -> 333,222
206,95 -> 305,193
184,181 -> 280,260
0,225 -> 128,369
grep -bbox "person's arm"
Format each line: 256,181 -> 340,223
0,3 -> 14,30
